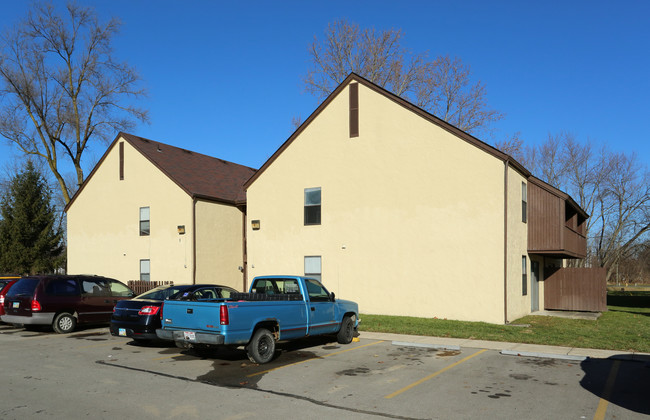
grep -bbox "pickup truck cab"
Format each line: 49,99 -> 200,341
156,276 -> 359,363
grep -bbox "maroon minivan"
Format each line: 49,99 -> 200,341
0,277 -> 20,319
1,275 -> 134,333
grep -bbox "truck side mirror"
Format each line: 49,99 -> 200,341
330,292 -> 335,302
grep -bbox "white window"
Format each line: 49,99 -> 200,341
140,259 -> 150,282
140,207 -> 150,236
304,188 -> 321,225
304,256 -> 322,281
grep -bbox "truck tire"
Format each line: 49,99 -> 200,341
336,315 -> 354,344
246,328 -> 276,364
53,312 -> 77,334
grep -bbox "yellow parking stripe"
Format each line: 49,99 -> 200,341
593,360 -> 621,420
384,348 -> 488,399
246,340 -> 386,378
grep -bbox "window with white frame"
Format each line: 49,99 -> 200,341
304,256 -> 322,281
139,207 -> 150,236
140,259 -> 150,281
304,187 -> 321,225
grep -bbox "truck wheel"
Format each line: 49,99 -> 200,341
337,315 -> 354,344
53,312 -> 77,334
246,328 -> 275,364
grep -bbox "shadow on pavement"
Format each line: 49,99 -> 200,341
580,356 -> 650,415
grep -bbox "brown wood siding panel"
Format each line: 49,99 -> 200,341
349,83 -> 359,138
528,182 -> 561,251
528,180 -> 587,258
544,268 -> 607,312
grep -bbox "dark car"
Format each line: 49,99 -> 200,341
110,284 -> 238,342
0,276 -> 20,319
1,275 -> 134,333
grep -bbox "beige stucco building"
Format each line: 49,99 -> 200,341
244,74 -> 587,324
66,133 -> 254,291
66,74 -> 591,324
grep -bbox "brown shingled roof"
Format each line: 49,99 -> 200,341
65,132 -> 256,211
120,133 -> 256,204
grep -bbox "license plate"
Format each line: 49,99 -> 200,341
183,331 -> 196,341
12,302 -> 19,309
118,328 -> 127,337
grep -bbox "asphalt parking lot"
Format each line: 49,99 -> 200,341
0,323 -> 648,419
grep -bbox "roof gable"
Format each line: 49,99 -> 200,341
244,72 -> 530,189
65,132 -> 256,211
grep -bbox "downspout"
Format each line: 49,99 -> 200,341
242,209 -> 247,292
503,159 -> 509,324
192,197 -> 197,285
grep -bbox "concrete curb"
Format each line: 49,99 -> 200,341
500,349 -> 587,362
364,332 -> 650,362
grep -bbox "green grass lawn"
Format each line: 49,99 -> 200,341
359,291 -> 650,353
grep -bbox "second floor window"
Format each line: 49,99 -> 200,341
140,207 -> 150,236
522,182 -> 527,223
304,187 -> 321,225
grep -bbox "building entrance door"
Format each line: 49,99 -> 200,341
531,261 -> 540,312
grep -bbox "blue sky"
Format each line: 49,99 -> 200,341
1,0 -> 648,179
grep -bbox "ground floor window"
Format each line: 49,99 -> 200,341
304,256 -> 321,281
522,256 -> 528,296
140,259 -> 150,281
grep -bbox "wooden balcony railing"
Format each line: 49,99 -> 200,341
564,226 -> 587,258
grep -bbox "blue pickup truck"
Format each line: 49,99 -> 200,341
156,276 -> 360,364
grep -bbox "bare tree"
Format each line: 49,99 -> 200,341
290,115 -> 303,131
562,137 -> 611,244
537,132 -> 573,187
594,152 -> 650,280
304,20 -> 503,136
620,240 -> 650,284
522,132 -> 650,279
0,2 -> 148,204
494,131 -> 534,168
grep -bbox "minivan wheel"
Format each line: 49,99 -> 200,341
53,313 -> 76,334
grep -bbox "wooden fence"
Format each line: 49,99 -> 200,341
544,267 -> 607,312
127,280 -> 174,295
